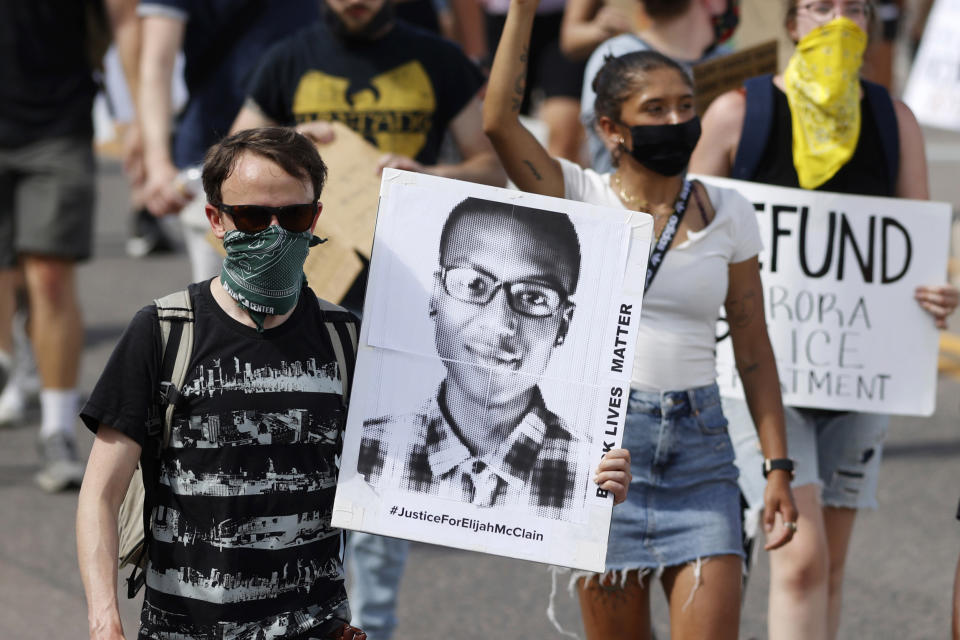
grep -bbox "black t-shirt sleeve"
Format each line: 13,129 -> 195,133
431,41 -> 485,128
246,38 -> 299,125
80,306 -> 160,447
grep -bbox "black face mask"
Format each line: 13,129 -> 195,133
622,117 -> 702,177
322,0 -> 395,43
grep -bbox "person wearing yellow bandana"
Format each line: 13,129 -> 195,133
692,2 -> 959,640
783,15 -> 867,189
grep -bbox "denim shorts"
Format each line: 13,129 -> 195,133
724,399 -> 888,511
605,384 -> 744,572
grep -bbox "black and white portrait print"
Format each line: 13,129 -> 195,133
333,171 -> 649,571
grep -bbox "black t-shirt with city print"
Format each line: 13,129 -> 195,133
247,20 -> 485,165
81,281 -> 358,640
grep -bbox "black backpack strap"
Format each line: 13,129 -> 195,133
862,79 -> 900,191
732,74 -> 775,181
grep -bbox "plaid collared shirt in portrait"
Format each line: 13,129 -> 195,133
358,385 -> 586,520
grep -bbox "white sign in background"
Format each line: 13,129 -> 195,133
696,176 -> 951,417
332,170 -> 653,572
903,0 -> 960,132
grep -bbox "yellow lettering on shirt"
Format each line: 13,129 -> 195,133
292,61 -> 436,159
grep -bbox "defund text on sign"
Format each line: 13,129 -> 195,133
756,202 -> 912,284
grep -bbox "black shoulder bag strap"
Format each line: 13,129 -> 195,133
644,179 -> 694,295
732,74 -> 775,181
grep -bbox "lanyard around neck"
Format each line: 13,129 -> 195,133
644,179 -> 693,295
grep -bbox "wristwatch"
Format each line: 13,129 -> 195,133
762,458 -> 795,479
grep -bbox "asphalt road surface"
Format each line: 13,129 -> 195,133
2,127 -> 960,639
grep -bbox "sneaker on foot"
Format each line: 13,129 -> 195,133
126,207 -> 175,258
0,351 -> 10,398
0,382 -> 25,427
34,433 -> 85,492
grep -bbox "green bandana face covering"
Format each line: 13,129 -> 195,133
220,225 -> 324,332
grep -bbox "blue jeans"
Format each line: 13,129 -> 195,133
606,384 -> 743,571
346,532 -> 409,640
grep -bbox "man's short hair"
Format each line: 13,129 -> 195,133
202,127 -> 328,205
438,197 -> 582,294
641,0 -> 694,20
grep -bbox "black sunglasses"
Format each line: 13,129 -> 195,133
215,201 -> 317,233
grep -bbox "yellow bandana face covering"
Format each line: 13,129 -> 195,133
783,17 -> 868,189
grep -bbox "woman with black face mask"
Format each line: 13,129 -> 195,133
483,1 -> 796,638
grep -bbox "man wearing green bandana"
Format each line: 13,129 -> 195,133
77,128 -> 367,640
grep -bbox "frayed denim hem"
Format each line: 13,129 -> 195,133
546,558 -> 711,638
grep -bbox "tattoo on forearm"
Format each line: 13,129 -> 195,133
522,160 -> 542,180
511,45 -> 528,113
740,362 -> 759,376
727,289 -> 757,329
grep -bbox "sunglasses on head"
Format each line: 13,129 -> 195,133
215,201 -> 317,233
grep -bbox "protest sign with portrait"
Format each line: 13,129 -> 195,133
332,170 -> 652,572
696,176 -> 951,416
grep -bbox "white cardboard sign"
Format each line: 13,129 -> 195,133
696,176 -> 951,417
903,0 -> 960,131
332,170 -> 652,572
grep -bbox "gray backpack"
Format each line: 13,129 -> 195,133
117,290 -> 195,597
116,289 -> 358,597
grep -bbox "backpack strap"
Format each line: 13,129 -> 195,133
314,296 -> 358,567
315,297 -> 358,405
125,290 -> 195,598
732,74 -> 775,181
154,289 -> 195,449
861,78 -> 900,191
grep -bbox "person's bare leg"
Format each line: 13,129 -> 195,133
662,555 -> 741,640
768,483 -> 830,640
23,256 -> 83,390
0,268 -> 16,356
823,506 -> 858,640
577,570 -> 653,640
539,97 -> 585,164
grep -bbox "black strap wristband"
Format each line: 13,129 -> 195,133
762,458 -> 795,479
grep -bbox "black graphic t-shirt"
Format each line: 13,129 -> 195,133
247,21 -> 485,165
81,282 -> 358,640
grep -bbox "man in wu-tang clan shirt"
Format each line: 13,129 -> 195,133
231,0 -> 505,197
77,128 -> 365,640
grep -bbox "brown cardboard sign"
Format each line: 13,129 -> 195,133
305,122 -> 384,302
692,40 -> 778,115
